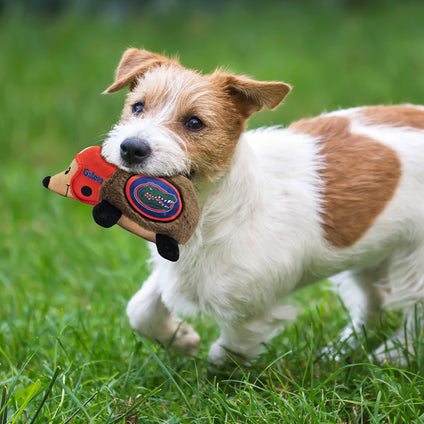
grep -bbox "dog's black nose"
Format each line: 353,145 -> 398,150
42,176 -> 51,188
120,138 -> 151,165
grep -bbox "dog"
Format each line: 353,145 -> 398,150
101,48 -> 424,365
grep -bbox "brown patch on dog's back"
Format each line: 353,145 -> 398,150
359,105 -> 424,130
290,115 -> 401,247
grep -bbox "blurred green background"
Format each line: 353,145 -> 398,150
2,1 -> 424,422
2,0 -> 424,168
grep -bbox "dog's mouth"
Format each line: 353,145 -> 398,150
117,156 -> 194,181
101,137 -> 194,180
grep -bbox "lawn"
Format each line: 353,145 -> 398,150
1,1 -> 424,422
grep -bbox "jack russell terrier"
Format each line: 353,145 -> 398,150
101,48 -> 424,365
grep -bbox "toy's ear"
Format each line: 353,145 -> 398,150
103,48 -> 177,94
211,71 -> 291,118
43,158 -> 78,199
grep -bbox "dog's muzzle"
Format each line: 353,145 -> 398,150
120,137 -> 151,166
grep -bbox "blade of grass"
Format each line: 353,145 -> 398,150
0,352 -> 35,417
48,374 -> 66,424
29,366 -> 61,424
106,386 -> 163,424
62,391 -> 97,424
1,386 -> 8,424
9,380 -> 42,424
140,339 -> 194,416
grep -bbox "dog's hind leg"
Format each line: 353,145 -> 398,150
208,304 -> 296,367
126,269 -> 200,355
325,260 -> 389,357
375,242 -> 424,364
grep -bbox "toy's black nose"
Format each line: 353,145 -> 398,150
120,138 -> 151,165
42,176 -> 51,188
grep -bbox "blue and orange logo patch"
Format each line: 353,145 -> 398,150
125,176 -> 182,222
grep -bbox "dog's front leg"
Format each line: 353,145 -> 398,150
126,269 -> 200,355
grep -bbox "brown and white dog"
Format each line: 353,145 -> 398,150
101,48 -> 424,365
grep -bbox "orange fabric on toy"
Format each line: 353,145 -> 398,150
71,146 -> 117,205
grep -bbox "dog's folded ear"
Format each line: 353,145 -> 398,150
103,48 -> 177,94
214,72 -> 291,118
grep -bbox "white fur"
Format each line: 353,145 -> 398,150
102,116 -> 190,177
116,105 -> 424,364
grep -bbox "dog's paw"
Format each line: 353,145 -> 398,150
321,326 -> 360,362
168,322 -> 200,356
321,344 -> 344,362
208,342 -> 228,367
207,342 -> 251,369
374,340 -> 408,366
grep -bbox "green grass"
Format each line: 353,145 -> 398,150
2,2 -> 424,422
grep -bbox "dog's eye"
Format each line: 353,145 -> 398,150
64,166 -> 71,175
184,116 -> 205,132
132,102 -> 145,116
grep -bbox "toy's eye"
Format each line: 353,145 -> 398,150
81,186 -> 92,197
65,166 -> 71,175
184,116 -> 205,132
132,102 -> 145,116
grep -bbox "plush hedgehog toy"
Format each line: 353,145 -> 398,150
42,146 -> 200,262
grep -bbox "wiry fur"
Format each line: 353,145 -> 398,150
103,49 -> 424,365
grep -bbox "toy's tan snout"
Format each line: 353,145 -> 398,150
42,158 -> 78,200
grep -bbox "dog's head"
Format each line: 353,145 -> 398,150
101,48 -> 291,181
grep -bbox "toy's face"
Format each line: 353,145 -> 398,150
43,146 -> 118,206
43,158 -> 79,200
